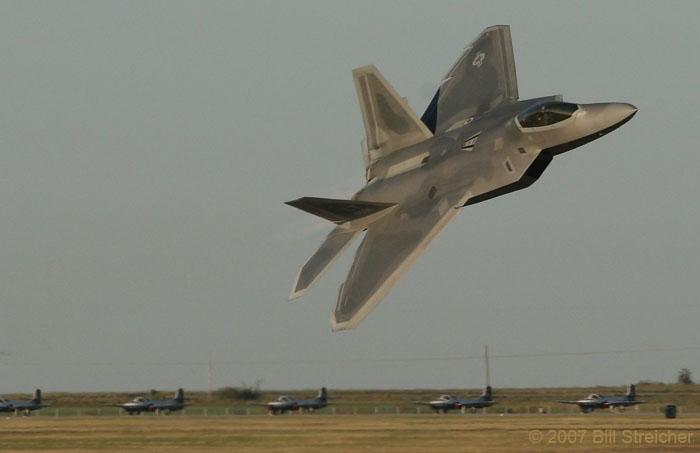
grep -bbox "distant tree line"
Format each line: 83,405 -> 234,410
216,380 -> 263,400
678,368 -> 694,385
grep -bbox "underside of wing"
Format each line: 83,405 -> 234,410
332,189 -> 467,331
422,25 -> 518,134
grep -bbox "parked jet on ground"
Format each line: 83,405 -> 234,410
559,385 -> 644,413
114,389 -> 186,415
286,25 -> 637,331
0,389 -> 45,416
258,387 -> 329,415
414,386 -> 494,414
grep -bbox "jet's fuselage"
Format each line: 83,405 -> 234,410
354,98 -> 637,210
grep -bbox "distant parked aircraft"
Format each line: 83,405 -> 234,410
414,386 -> 494,414
257,388 -> 329,415
0,389 -> 45,416
113,389 -> 186,415
559,385 -> 645,413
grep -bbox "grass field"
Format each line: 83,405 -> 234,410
0,414 -> 697,452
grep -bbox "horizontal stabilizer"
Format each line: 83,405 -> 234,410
285,197 -> 397,229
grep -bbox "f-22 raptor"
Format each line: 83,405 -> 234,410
559,384 -> 645,413
414,386 -> 494,414
286,25 -> 637,331
0,389 -> 45,416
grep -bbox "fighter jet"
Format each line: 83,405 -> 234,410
559,384 -> 645,413
414,386 -> 494,414
114,388 -> 186,415
258,387 -> 329,415
0,389 -> 45,416
286,25 -> 637,331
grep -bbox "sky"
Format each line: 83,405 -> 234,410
0,0 -> 699,392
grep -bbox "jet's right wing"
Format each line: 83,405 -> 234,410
421,25 -> 518,134
332,188 -> 469,331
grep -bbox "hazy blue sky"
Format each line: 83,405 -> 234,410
1,1 -> 699,392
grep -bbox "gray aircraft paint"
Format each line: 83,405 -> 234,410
287,25 -> 637,331
113,388 -> 186,415
257,387 -> 329,415
0,389 -> 44,416
559,384 -> 644,413
414,386 -> 494,414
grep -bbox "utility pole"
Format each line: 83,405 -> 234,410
207,350 -> 213,401
484,345 -> 490,387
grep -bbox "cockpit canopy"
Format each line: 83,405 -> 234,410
517,102 -> 579,128
438,394 -> 454,401
133,396 -> 148,403
586,394 -> 601,400
277,396 -> 292,402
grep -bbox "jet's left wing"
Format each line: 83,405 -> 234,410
332,188 -> 469,331
422,25 -> 518,134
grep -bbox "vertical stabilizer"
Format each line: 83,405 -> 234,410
482,386 -> 493,401
353,65 -> 432,177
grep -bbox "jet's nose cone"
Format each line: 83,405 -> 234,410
615,102 -> 638,118
604,102 -> 638,125
579,102 -> 637,132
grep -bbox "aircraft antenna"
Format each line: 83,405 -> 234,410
484,345 -> 490,387
207,350 -> 213,401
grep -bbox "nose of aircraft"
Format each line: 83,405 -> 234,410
579,102 -> 637,131
605,102 -> 638,124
